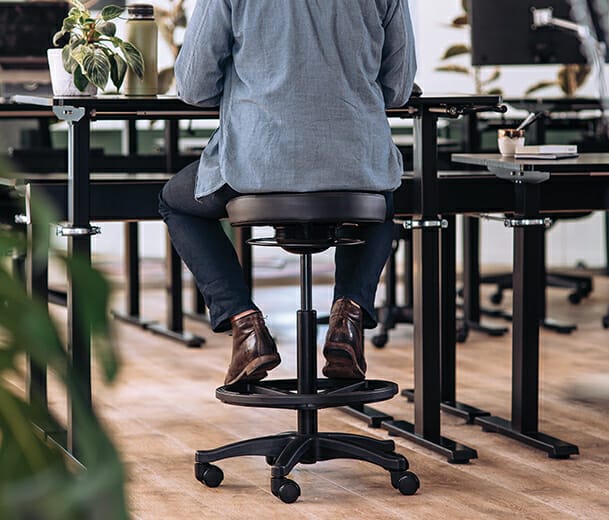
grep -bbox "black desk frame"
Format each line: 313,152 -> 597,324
448,154 -> 609,458
351,99 -> 507,463
13,94 -> 506,464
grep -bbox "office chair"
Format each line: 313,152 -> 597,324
371,223 -> 413,348
194,192 -> 419,503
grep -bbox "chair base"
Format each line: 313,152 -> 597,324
195,431 -> 419,503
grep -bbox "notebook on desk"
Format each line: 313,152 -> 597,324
514,152 -> 580,159
514,144 -> 579,160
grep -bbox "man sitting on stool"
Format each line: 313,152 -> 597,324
158,0 -> 417,384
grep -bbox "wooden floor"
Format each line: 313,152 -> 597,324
49,266 -> 609,518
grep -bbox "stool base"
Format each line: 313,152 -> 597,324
195,431 -> 419,502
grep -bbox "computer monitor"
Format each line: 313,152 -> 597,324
0,1 -> 70,68
470,0 -> 606,65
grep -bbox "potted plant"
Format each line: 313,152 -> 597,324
48,0 -> 144,95
0,160 -> 128,519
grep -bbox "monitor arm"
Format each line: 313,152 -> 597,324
532,6 -> 608,121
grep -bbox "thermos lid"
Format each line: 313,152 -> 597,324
128,4 -> 154,18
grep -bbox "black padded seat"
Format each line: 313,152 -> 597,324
226,191 -> 386,226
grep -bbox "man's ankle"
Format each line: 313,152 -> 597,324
230,309 -> 258,324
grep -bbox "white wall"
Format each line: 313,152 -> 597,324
88,0 -> 607,268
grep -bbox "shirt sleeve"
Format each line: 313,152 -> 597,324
379,0 -> 417,108
175,0 -> 233,107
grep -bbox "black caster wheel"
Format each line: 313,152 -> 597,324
602,315 -> 609,329
371,333 -> 388,348
490,292 -> 503,305
195,463 -> 224,488
271,478 -> 301,504
456,327 -> 468,343
391,470 -> 420,495
265,456 -> 276,466
568,292 -> 582,305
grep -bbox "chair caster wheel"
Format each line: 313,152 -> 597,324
195,463 -> 223,488
391,470 -> 420,495
271,477 -> 301,503
568,292 -> 582,305
602,315 -> 609,329
456,327 -> 468,343
490,292 -> 503,305
371,333 -> 388,348
265,456 -> 276,466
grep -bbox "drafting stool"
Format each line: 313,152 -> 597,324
194,192 -> 419,503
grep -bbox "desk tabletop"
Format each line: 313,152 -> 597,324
452,153 -> 609,173
10,93 -> 504,119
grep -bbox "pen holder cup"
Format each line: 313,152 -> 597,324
498,129 -> 525,156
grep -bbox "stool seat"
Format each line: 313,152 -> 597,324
226,191 -> 386,226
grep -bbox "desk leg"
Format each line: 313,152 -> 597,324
384,222 -> 476,463
64,115 -> 93,459
404,217 -> 490,424
458,216 -> 509,339
381,113 -> 476,464
25,219 -> 49,409
147,233 -> 205,347
146,120 -> 204,346
112,222 -> 157,328
474,183 -> 579,458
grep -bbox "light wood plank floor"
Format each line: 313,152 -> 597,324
49,266 -> 609,518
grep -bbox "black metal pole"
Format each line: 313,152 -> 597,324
66,113 -> 92,460
412,110 -> 441,441
298,252 -> 317,436
440,215 -> 456,404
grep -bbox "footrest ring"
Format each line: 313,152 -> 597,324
216,378 -> 398,409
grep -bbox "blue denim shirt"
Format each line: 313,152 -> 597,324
175,0 -> 417,198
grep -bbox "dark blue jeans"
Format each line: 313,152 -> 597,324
158,160 -> 395,333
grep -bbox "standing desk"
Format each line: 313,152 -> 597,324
447,153 -> 609,457
460,100 -> 609,339
11,93 -> 505,463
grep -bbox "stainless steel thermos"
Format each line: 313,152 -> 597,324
125,4 -> 158,96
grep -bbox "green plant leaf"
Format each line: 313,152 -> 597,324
73,65 -> 90,91
485,87 -> 504,95
101,5 -> 124,21
452,14 -> 469,27
98,21 -> 117,37
52,30 -> 66,47
482,67 -> 501,85
82,46 -> 111,89
440,44 -> 470,60
120,41 -> 145,79
436,64 -> 470,74
71,0 -> 86,12
61,45 -> 78,73
0,164 -> 128,519
524,80 -> 558,95
109,54 -> 127,91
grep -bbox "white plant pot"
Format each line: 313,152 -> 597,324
47,49 -> 97,96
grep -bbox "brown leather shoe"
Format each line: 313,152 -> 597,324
322,298 -> 366,380
225,311 -> 281,385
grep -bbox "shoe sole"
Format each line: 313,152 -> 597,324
322,348 -> 365,380
225,354 -> 281,386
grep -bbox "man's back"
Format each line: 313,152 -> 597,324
176,0 -> 417,198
